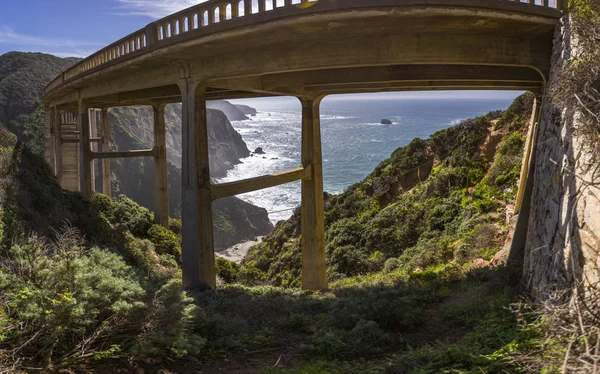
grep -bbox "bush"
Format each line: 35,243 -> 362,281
148,224 -> 181,258
132,279 -> 206,357
216,257 -> 241,283
94,195 -> 153,237
328,245 -> 371,277
236,265 -> 268,286
0,231 -> 146,367
383,257 -> 401,273
300,320 -> 396,359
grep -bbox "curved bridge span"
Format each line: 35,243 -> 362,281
43,0 -> 563,290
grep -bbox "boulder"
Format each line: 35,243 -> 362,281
381,119 -> 393,125
254,147 -> 265,154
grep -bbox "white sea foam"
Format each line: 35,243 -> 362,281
220,97 -> 514,225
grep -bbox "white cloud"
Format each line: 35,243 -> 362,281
0,26 -> 103,58
116,0 -> 208,18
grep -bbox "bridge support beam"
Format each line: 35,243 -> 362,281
101,108 -> 111,196
153,103 -> 170,228
180,81 -> 216,290
507,94 -> 543,280
78,100 -> 93,198
300,97 -> 328,291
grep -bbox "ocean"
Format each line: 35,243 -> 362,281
220,92 -> 521,223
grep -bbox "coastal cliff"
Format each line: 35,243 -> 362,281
0,51 -> 273,248
108,103 -> 272,247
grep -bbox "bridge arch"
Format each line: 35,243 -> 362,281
43,0 -> 562,291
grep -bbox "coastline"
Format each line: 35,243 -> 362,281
216,237 -> 263,263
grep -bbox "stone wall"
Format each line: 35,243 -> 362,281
523,16 -> 600,300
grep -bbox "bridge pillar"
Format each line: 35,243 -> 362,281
44,107 -> 54,171
54,108 -> 63,183
153,103 -> 170,228
90,109 -> 99,191
300,97 -> 328,291
101,108 -> 111,196
78,100 -> 94,198
179,81 -> 216,290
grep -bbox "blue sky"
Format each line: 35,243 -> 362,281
0,0 -> 522,101
0,0 -> 202,57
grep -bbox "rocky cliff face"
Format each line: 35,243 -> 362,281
108,103 -> 272,248
207,100 -> 250,121
0,51 -> 272,249
522,16 -> 600,300
108,104 -> 249,177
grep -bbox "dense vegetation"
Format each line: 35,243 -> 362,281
244,93 -> 534,288
0,49 -> 591,371
0,53 -> 78,153
1,92 -> 563,373
0,51 -> 273,249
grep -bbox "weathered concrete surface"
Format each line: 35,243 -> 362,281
41,0 -> 564,290
522,16 -> 600,300
43,1 -> 560,108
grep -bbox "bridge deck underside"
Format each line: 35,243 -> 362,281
46,6 -> 556,107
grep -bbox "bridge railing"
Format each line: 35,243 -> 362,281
43,0 -> 563,97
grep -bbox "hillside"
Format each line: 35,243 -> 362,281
0,52 -> 78,153
0,51 -> 273,248
1,93 -> 565,373
107,104 -> 272,247
244,93 -> 534,287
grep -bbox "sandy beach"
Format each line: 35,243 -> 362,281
216,237 -> 264,263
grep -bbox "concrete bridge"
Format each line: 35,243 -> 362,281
42,0 -> 563,290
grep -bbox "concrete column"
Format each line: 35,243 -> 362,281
179,81 -> 216,290
153,103 -> 170,228
89,109 -> 98,191
300,96 -> 327,291
54,109 -> 63,184
44,107 -> 53,169
78,100 -> 93,198
101,108 -> 111,196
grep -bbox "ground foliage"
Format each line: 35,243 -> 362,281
0,93 -> 583,373
244,93 -> 534,288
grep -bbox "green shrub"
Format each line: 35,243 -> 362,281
132,279 -> 206,357
96,195 -> 153,237
328,245 -> 371,277
236,265 -> 268,286
148,224 -> 181,258
300,320 -> 396,359
216,257 -> 241,283
0,232 -> 146,367
383,257 -> 401,273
